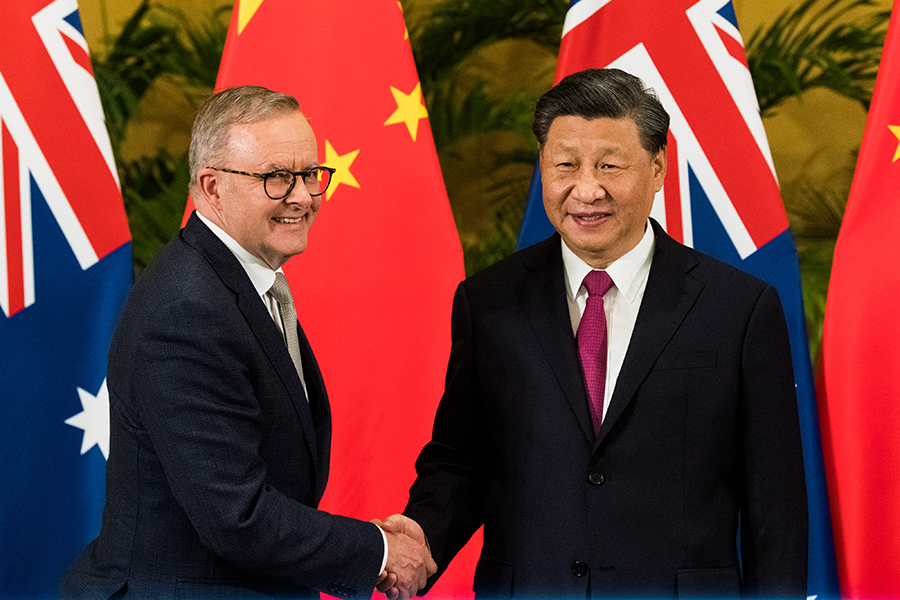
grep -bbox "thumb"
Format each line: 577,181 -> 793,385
381,513 -> 408,534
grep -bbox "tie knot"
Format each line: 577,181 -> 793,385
268,272 -> 294,306
582,270 -> 613,297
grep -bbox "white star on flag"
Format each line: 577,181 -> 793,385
65,379 -> 110,459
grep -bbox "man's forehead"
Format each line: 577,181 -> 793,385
226,114 -> 317,154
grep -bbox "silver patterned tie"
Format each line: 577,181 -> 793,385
268,272 -> 307,392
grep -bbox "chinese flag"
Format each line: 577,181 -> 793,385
818,7 -> 900,599
209,1 -> 473,598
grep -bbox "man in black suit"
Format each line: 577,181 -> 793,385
60,85 -> 434,599
380,68 -> 808,598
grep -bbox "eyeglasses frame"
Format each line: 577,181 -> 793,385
207,165 -> 336,199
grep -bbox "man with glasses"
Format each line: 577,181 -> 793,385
60,86 -> 435,600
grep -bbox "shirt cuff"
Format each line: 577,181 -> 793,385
377,523 -> 388,573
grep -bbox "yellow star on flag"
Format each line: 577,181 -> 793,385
889,125 -> 900,162
324,140 -> 360,201
384,83 -> 428,142
237,0 -> 266,34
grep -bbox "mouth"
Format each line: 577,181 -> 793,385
272,215 -> 305,225
571,212 -> 610,225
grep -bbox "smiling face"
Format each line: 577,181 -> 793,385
540,115 -> 666,269
197,111 -> 321,270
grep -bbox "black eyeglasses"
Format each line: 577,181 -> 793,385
208,166 -> 336,199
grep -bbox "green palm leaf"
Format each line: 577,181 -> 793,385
745,0 -> 890,116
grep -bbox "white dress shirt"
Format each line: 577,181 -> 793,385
195,212 -> 389,572
196,213 -> 284,323
562,221 -> 655,421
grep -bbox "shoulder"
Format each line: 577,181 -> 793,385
132,215 -> 245,305
128,233 -> 219,310
114,222 -> 243,346
651,222 -> 771,297
464,233 -> 561,291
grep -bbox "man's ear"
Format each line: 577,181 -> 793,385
195,168 -> 223,212
651,148 -> 667,193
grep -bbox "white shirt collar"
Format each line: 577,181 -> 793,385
196,211 -> 279,297
562,221 -> 655,303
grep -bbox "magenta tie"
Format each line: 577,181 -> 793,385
577,270 -> 614,434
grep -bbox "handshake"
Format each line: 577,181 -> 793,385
373,514 -> 437,600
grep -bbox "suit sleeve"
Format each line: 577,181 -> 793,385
738,284 -> 809,597
404,281 -> 490,578
130,288 -> 383,597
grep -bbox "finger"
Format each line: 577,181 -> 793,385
381,515 -> 405,533
376,572 -> 398,593
417,563 -> 428,590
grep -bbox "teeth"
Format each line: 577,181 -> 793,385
275,217 -> 302,223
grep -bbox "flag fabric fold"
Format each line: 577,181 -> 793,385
0,0 -> 132,596
519,2 -> 839,597
210,1 -> 469,597
819,7 -> 900,598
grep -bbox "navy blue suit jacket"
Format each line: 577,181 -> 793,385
60,214 -> 383,599
405,220 -> 808,598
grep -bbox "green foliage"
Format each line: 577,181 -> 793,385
410,0 -> 568,87
93,1 -> 182,154
783,168 -> 854,361
428,81 -> 538,154
746,0 -> 890,116
121,152 -> 192,273
92,0 -> 231,274
745,0 -> 888,357
409,0 -> 565,275
161,4 -> 234,89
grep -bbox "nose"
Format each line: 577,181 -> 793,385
283,182 -> 314,208
569,168 -> 607,204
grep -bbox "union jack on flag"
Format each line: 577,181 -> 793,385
0,0 -> 131,596
518,1 -> 840,597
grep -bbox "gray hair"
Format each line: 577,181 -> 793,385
532,68 -> 669,156
188,85 -> 302,193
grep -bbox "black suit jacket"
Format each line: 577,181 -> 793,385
60,214 -> 383,599
405,221 -> 808,598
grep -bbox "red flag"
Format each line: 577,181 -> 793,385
819,7 -> 900,598
207,1 -> 471,597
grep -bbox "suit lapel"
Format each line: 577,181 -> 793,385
181,214 -> 321,468
516,235 -> 595,444
596,221 -> 703,446
296,324 -> 331,503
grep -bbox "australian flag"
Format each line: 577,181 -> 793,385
519,1 -> 840,597
0,0 -> 131,596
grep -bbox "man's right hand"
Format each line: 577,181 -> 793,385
376,515 -> 437,600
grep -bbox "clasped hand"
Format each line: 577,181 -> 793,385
373,514 -> 437,600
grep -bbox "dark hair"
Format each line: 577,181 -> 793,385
532,68 -> 669,155
188,86 -> 302,193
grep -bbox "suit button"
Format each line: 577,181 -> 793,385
327,583 -> 356,597
588,471 -> 605,485
572,561 -> 589,577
